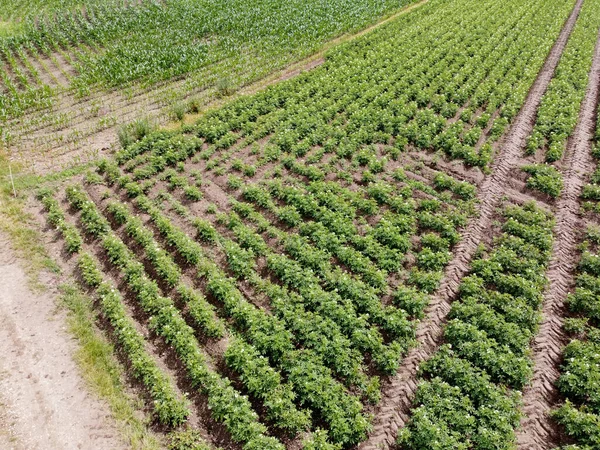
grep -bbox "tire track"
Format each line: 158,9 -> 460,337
516,28 -> 600,450
357,0 -> 585,448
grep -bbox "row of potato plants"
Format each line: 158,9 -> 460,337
104,200 -> 225,338
36,188 -> 191,427
552,225 -> 600,448
64,185 -> 287,449
101,198 -> 313,436
525,0 -> 600,163
161,153 -> 473,334
97,161 -> 372,447
162,153 -> 475,342
555,74 -> 600,448
241,176 -> 468,295
399,202 -> 555,449
521,0 -> 600,199
37,188 -> 83,253
581,105 -> 600,211
138,136 -> 473,295
101,133 -> 470,448
152,154 -> 476,389
130,191 -> 370,446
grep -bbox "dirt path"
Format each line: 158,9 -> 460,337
356,0 -> 585,448
0,233 -> 125,450
515,29 -> 600,450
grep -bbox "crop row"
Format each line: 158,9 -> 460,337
553,226 -> 600,447
521,0 -> 600,199
399,202 -> 555,449
36,188 -> 192,427
131,190 -> 371,446
102,198 -> 312,436
158,189 -> 407,381
525,0 -> 600,163
0,0 -> 420,120
90,166 -> 380,446
582,104 -> 600,210
110,0 -> 576,175
108,149 -> 476,444
113,135 -> 477,382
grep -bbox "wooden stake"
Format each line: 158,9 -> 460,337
9,164 -> 16,197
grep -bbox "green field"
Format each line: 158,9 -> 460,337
3,0 -> 600,448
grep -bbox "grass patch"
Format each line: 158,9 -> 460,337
0,20 -> 24,38
59,283 -> 162,450
0,193 -> 59,285
0,151 -> 94,287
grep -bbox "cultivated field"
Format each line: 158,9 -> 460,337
2,0 -> 600,449
0,0 -> 418,172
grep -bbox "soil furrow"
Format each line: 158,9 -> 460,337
24,49 -> 59,89
357,0 -> 585,448
515,29 -> 600,450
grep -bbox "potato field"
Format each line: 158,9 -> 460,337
1,0 -> 600,449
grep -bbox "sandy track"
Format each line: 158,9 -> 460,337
0,234 -> 124,450
356,0 -> 585,448
515,29 -> 600,450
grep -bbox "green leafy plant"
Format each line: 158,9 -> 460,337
522,164 -> 563,197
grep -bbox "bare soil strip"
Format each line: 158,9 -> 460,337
515,30 -> 600,450
357,0 -> 585,448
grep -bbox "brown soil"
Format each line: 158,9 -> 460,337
35,52 -> 70,88
0,233 -> 125,450
515,29 -> 600,450
24,51 -> 58,89
356,0 -> 586,447
276,58 -> 325,83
